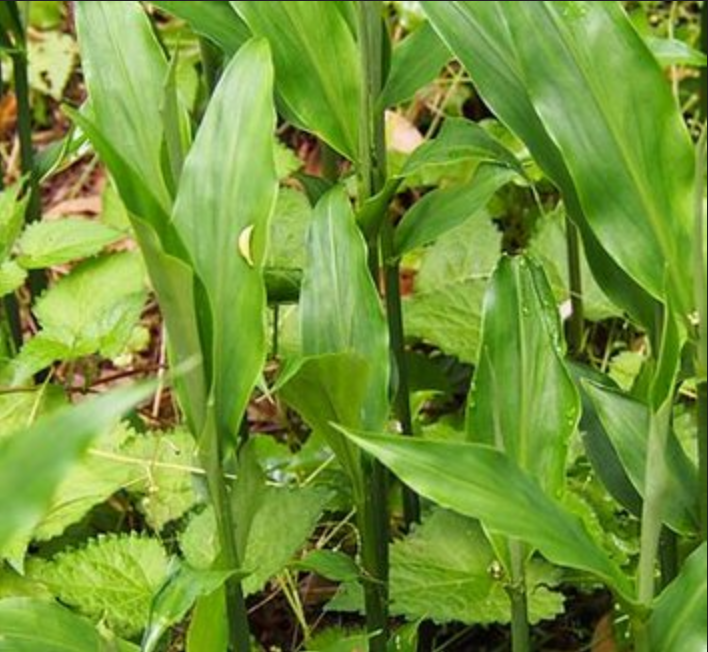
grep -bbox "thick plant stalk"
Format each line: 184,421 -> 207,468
565,217 -> 584,357
508,540 -> 530,652
356,2 -> 390,648
202,416 -> 251,652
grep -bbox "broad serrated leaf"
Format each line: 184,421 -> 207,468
0,383 -> 154,556
404,278 -> 486,364
0,598 -> 139,652
338,428 -> 633,602
29,252 -> 146,360
305,627 -> 369,652
32,423 -> 138,541
172,38 -> 277,439
28,533 -> 169,638
0,183 -> 28,261
0,385 -> 65,442
181,486 -> 331,595
649,543 -> 707,652
329,509 -> 563,625
121,428 -> 200,530
15,218 -> 123,269
274,141 -> 303,181
232,2 -> 360,160
0,260 -> 27,298
266,187 -> 313,271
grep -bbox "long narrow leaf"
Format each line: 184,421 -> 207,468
172,38 -> 278,438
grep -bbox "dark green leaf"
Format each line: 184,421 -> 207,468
151,1 -> 250,55
338,429 -> 633,601
232,1 -> 360,159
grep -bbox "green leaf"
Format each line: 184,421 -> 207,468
28,533 -> 169,638
278,354 -> 368,488
121,428 -> 200,530
501,2 -> 694,312
467,255 -> 580,497
0,385 -> 64,442
390,509 -> 563,625
232,1 -> 361,160
266,187 -> 313,271
584,381 -> 698,535
76,1 -> 172,214
297,550 -> 360,583
0,182 -> 28,261
305,627 -> 370,652
181,486 -> 331,595
30,252 -> 146,359
151,1 -> 250,55
0,261 -> 27,298
337,429 -> 633,601
394,165 -> 518,255
274,141 -> 303,181
404,278 -> 486,364
172,38 -> 277,439
399,118 -> 524,179
646,36 -> 708,68
649,543 -> 707,652
0,382 -> 153,555
142,564 -> 236,652
27,31 -> 77,101
32,423 -> 138,541
15,218 -> 122,269
379,21 -> 449,108
0,598 -> 138,652
186,589 -> 227,652
419,1 -> 661,329
299,187 -> 389,430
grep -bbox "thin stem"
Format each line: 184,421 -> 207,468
699,381 -> 707,542
565,216 -> 584,357
381,221 -> 420,526
202,415 -> 251,652
700,0 -> 706,121
356,2 -> 390,649
508,541 -> 531,652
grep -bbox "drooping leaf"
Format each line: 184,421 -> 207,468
232,1 -> 361,160
467,255 -> 580,497
503,2 -> 694,312
649,543 -> 707,652
646,36 -> 707,68
14,218 -> 123,269
172,38 -> 278,439
584,381 -> 698,535
0,182 -> 28,261
394,165 -> 518,255
296,550 -> 361,583
379,21 -> 449,108
399,118 -> 524,179
151,1 -> 250,56
0,382 -> 153,555
0,598 -> 138,652
27,31 -> 77,101
76,1 -> 172,213
142,564 -> 236,652
419,1 -> 662,329
338,429 -> 633,601
298,187 -> 389,430
28,533 -> 169,638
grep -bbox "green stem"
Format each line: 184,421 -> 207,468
700,0 -> 706,121
356,2 -> 390,648
565,216 -> 584,357
381,221 -> 420,527
637,404 -> 672,606
699,381 -> 707,542
202,414 -> 251,652
508,541 -> 531,652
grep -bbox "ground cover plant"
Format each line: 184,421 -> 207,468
0,1 -> 706,650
